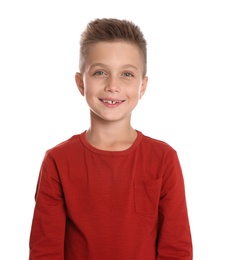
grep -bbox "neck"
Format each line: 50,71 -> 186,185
85,118 -> 137,151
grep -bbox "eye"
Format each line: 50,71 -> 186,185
123,72 -> 134,77
93,71 -> 106,76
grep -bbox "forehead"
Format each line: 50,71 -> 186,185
85,41 -> 144,68
87,40 -> 141,55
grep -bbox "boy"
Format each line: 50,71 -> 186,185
29,18 -> 193,259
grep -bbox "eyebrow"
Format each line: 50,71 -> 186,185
89,63 -> 106,69
90,63 -> 139,71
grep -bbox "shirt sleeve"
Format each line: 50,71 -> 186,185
157,150 -> 193,259
29,152 -> 66,260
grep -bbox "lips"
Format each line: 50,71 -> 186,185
99,99 -> 125,107
101,99 -> 123,105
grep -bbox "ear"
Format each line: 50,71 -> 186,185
75,72 -> 85,96
139,76 -> 148,99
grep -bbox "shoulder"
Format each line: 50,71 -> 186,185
140,132 -> 176,153
137,132 -> 179,165
45,132 -> 85,159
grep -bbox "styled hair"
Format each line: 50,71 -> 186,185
79,18 -> 147,76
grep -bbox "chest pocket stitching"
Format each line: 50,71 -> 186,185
133,179 -> 162,218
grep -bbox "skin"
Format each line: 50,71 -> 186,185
75,41 -> 148,151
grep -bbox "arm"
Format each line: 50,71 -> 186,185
157,151 -> 193,260
29,152 -> 66,260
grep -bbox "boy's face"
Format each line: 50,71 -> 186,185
76,41 -> 148,123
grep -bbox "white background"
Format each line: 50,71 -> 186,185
0,0 -> 228,259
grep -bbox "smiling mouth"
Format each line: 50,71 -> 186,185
101,99 -> 124,105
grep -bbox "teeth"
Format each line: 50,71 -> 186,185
103,100 -> 121,104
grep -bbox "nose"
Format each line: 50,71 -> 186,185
104,76 -> 120,93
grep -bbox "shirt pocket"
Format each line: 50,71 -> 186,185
134,179 -> 162,218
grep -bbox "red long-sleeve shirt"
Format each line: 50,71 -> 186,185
29,130 -> 193,259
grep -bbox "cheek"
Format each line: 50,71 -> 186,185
135,86 -> 144,98
84,87 -> 98,105
83,79 -> 93,95
139,90 -> 143,99
84,89 -> 93,101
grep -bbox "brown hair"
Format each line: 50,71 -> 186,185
79,18 -> 147,76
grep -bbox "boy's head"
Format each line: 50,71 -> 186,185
79,18 -> 147,77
